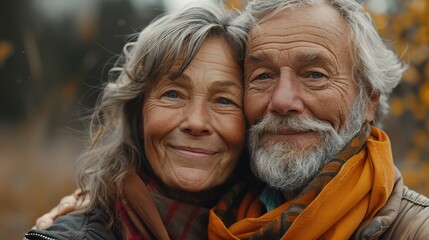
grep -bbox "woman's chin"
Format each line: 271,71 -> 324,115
176,177 -> 214,192
171,170 -> 218,192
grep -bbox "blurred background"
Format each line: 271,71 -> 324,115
1,0 -> 428,238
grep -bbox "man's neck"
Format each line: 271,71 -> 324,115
282,189 -> 301,201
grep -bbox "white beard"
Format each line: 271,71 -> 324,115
248,96 -> 366,194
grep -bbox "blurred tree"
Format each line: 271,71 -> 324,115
0,0 -> 32,124
370,0 -> 429,194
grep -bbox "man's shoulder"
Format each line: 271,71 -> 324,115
400,186 -> 429,207
382,186 -> 429,239
394,187 -> 429,237
352,180 -> 429,240
24,206 -> 120,240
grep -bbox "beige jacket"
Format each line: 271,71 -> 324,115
352,168 -> 429,239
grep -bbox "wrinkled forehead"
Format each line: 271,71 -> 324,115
261,7 -> 345,29
248,3 -> 350,47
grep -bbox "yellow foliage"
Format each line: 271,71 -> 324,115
390,97 -> 405,117
372,13 -> 388,33
395,41 -> 409,60
406,148 -> 421,162
419,83 -> 429,107
392,14 -> 415,34
403,172 -> 420,186
415,26 -> 429,44
411,103 -> 427,120
408,0 -> 428,14
403,65 -> 421,84
0,41 -> 13,64
409,44 -> 429,65
60,78 -> 81,105
413,130 -> 428,148
226,0 -> 242,9
77,16 -> 97,43
404,93 -> 418,111
425,62 -> 429,77
371,0 -> 429,195
422,163 -> 429,173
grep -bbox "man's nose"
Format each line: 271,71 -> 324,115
179,99 -> 213,136
268,70 -> 304,115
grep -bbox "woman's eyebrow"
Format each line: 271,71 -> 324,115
210,80 -> 242,90
168,72 -> 191,82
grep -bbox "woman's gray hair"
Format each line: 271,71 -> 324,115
237,0 -> 408,126
76,0 -> 247,223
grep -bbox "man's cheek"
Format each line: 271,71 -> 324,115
244,96 -> 266,125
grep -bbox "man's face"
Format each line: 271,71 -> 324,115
244,4 -> 376,192
245,4 -> 360,135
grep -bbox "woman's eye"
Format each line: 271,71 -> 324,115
306,72 -> 326,79
163,90 -> 180,98
217,97 -> 234,105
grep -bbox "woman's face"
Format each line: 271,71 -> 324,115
142,38 -> 245,192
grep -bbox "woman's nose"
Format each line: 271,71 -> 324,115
179,99 -> 213,136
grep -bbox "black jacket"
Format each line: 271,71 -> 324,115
24,206 -> 120,240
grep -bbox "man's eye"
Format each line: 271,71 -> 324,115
254,73 -> 271,80
163,90 -> 180,98
306,72 -> 326,79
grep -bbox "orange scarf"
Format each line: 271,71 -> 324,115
209,126 -> 395,239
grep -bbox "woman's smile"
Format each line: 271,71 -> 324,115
169,145 -> 217,158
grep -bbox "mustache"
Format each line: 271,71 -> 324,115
249,114 -> 334,136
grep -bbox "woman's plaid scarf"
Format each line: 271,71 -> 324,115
116,171 -> 211,240
210,123 -> 389,239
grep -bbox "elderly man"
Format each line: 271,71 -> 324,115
208,0 -> 429,239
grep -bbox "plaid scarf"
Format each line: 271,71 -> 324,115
209,124 -> 395,239
116,171 -> 211,240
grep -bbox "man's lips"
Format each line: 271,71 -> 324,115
266,129 -> 310,136
262,129 -> 314,142
169,146 -> 217,157
276,129 -> 310,135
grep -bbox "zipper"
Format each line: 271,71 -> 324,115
24,232 -> 57,240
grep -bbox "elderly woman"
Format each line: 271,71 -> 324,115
25,2 -> 250,239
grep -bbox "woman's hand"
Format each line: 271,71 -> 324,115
35,189 -> 89,230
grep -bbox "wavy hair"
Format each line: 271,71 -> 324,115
236,0 -> 407,126
75,0 -> 247,223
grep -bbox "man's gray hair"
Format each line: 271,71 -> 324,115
237,0 -> 407,126
75,0 -> 247,222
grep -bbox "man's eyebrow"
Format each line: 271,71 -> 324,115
246,52 -> 333,64
245,52 -> 272,64
296,52 -> 332,65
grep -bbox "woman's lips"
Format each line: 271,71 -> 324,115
170,146 -> 217,157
